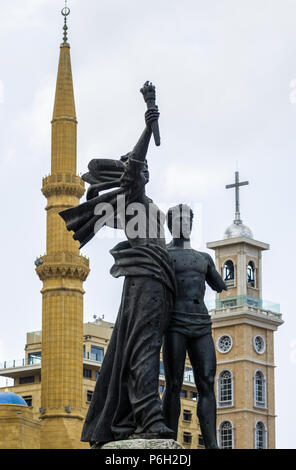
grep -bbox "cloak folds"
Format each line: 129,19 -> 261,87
81,241 -> 176,444
59,159 -> 126,248
59,157 -> 148,248
59,156 -> 177,443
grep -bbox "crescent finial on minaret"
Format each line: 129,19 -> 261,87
61,0 -> 71,44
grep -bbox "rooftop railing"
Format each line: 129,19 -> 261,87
0,357 -> 41,370
1,356 -> 195,384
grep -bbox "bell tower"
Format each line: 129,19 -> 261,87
35,6 -> 90,449
207,172 -> 283,449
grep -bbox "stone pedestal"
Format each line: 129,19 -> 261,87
95,439 -> 184,449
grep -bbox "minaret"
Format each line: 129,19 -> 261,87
207,172 -> 283,449
35,6 -> 90,449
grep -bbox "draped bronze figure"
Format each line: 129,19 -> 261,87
60,83 -> 176,446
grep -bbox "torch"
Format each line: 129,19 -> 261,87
140,81 -> 161,146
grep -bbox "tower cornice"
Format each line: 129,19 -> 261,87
207,236 -> 269,251
51,116 -> 77,124
210,304 -> 283,331
42,173 -> 85,199
36,252 -> 90,282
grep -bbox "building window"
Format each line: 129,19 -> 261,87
28,352 -> 41,365
220,299 -> 237,308
223,260 -> 234,281
198,434 -> 204,447
184,366 -> 194,383
83,368 -> 92,379
219,421 -> 233,449
255,421 -> 267,449
183,410 -> 192,422
19,376 -> 35,384
22,396 -> 32,407
159,361 -> 165,376
87,390 -> 93,402
253,335 -> 265,354
180,390 -> 187,398
90,346 -> 104,362
183,432 -> 192,445
217,334 -> 233,353
159,385 -> 165,394
247,261 -> 255,287
254,370 -> 266,408
190,391 -> 198,401
95,370 -> 100,380
218,370 -> 233,407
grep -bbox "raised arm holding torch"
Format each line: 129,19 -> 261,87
140,81 -> 161,146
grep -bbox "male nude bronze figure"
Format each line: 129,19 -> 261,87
162,204 -> 227,449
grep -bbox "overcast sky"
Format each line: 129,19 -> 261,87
0,0 -> 296,449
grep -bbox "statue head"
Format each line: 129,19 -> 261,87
120,153 -> 150,184
166,204 -> 194,239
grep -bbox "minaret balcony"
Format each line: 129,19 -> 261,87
35,252 -> 90,282
42,173 -> 85,199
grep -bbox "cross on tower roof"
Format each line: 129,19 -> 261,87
226,171 -> 249,225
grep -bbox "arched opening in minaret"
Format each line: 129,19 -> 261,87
223,260 -> 235,282
247,261 -> 255,287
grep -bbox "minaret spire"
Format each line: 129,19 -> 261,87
52,2 -> 76,174
35,3 -> 90,449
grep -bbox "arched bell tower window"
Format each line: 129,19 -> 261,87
254,370 -> 266,408
217,369 -> 233,407
247,261 -> 255,287
219,421 -> 234,449
255,421 -> 267,449
223,260 -> 234,282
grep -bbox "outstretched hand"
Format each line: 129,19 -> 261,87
145,107 -> 160,130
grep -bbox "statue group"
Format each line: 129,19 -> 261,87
60,82 -> 227,449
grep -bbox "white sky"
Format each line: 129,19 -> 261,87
0,0 -> 295,449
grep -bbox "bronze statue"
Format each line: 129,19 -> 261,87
59,83 -> 176,446
162,204 -> 227,449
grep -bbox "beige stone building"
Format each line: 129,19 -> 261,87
0,401 -> 40,449
0,320 -> 202,449
207,173 -> 283,449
